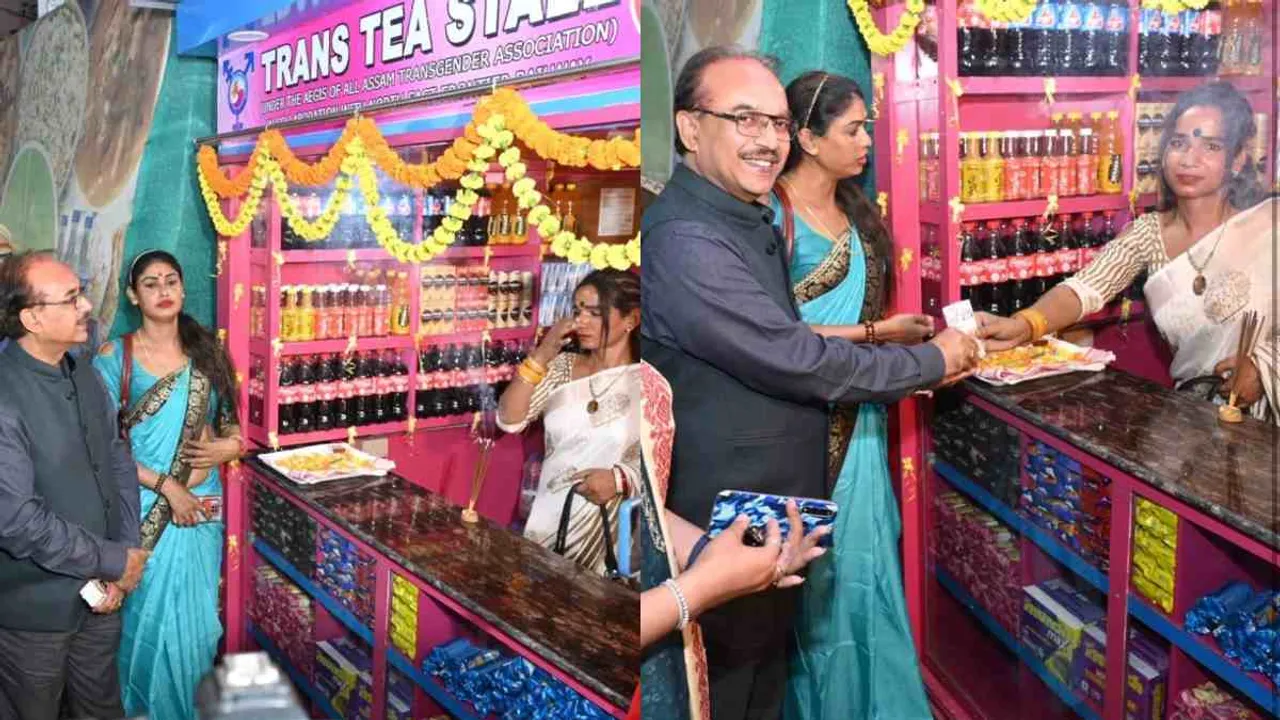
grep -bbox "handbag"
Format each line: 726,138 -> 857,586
553,484 -> 627,585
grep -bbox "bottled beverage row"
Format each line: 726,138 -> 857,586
958,0 -> 1130,76
955,212 -> 1120,316
926,112 -> 1125,204
956,0 -> 1263,77
270,182 -> 596,251
1134,104 -> 1271,195
258,272 -> 415,342
248,342 -> 533,433
420,266 -> 535,334
1138,0 -> 1266,77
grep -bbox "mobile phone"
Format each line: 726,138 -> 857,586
706,490 -> 837,548
80,580 -> 107,607
562,334 -> 584,354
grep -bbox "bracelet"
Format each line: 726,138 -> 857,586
687,533 -> 712,568
153,474 -> 169,496
516,362 -> 545,386
524,355 -> 549,375
1014,308 -> 1050,342
663,578 -> 691,631
864,321 -> 879,345
611,466 -> 627,496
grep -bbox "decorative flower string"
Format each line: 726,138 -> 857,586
198,144 -> 270,237
975,0 -> 1036,24
195,87 -> 640,199
847,0 -> 925,56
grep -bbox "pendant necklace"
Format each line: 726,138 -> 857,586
586,364 -> 625,414
779,177 -> 849,242
1187,220 -> 1229,296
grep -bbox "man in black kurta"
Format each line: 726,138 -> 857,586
642,48 -> 978,719
0,252 -> 147,719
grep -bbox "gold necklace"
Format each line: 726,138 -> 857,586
586,361 -> 626,414
779,177 -> 850,242
1186,217 -> 1230,296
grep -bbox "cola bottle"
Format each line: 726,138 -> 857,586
395,351 -> 410,421
367,350 -> 387,425
1031,0 -> 1059,76
959,223 -> 981,304
381,350 -> 401,421
1008,11 -> 1033,75
982,19 -> 1009,75
1080,0 -> 1104,74
1033,219 -> 1060,298
1077,212 -> 1099,269
981,221 -> 1009,315
1197,3 -> 1222,75
1007,219 -> 1037,312
336,354 -> 356,428
294,355 -> 315,435
1057,0 -> 1086,75
314,354 -> 334,432
1103,0 -> 1130,74
1056,215 -> 1081,279
959,0 -> 983,76
1138,4 -> 1161,72
353,352 -> 371,426
278,357 -> 296,435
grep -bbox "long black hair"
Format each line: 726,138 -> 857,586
576,269 -> 640,362
1157,81 -> 1266,213
782,71 -> 893,295
128,250 -> 239,428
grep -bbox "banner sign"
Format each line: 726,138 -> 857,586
216,0 -> 640,132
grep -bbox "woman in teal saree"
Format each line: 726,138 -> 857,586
771,72 -> 935,720
94,250 -> 243,719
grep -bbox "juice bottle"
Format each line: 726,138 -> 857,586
1061,129 -> 1079,196
280,286 -> 297,342
1041,129 -> 1062,197
373,284 -> 391,337
314,285 -> 330,340
1098,110 -> 1124,193
1003,133 -> 1021,201
297,287 -> 314,341
960,134 -> 983,202
1026,131 -> 1045,199
983,132 -> 1005,203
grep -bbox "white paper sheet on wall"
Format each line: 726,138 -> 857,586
598,187 -> 636,237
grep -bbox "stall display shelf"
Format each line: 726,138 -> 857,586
936,569 -> 1102,720
248,622 -> 342,720
955,76 -> 1133,96
257,421 -> 430,448
933,459 -> 1109,592
416,326 -> 538,346
1140,75 -> 1275,94
256,244 -> 544,265
253,536 -> 375,646
1127,594 -> 1280,716
919,195 -> 1130,225
386,648 -> 490,720
266,336 -> 415,356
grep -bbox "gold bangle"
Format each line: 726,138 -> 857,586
524,356 -> 548,374
517,364 -> 544,386
1014,308 -> 1050,342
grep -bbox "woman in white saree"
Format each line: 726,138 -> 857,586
980,82 -> 1276,423
497,270 -> 642,574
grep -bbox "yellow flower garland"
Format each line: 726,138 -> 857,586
847,0 -> 925,56
199,145 -> 270,237
1142,0 -> 1207,13
976,0 -> 1036,24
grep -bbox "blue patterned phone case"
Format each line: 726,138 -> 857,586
707,490 -> 837,547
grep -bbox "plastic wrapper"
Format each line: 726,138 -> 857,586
1214,591 -> 1280,660
1187,582 -> 1255,634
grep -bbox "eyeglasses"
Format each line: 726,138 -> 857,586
27,291 -> 88,310
693,108 -> 796,138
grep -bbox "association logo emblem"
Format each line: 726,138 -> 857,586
223,52 -> 255,131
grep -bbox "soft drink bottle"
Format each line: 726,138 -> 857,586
1138,4 -> 1159,72
1077,128 -> 1097,196
1026,131 -> 1045,198
1056,215 -> 1080,278
1154,6 -> 1182,75
1041,129 -> 1062,197
1056,0 -> 1086,74
294,355 -> 315,435
983,133 -> 1005,202
1007,219 -> 1037,311
1008,11 -> 1033,74
1197,3 -> 1222,75
1061,129 -> 1079,197
959,0 -> 983,76
1078,212 -> 1100,268
1031,0 -> 1060,75
1098,111 -> 1124,194
1080,0 -> 1106,74
336,354 -> 355,428
1033,218 -> 1060,298
982,18 -> 1010,75
959,224 -> 981,304
277,357 -> 296,435
961,134 -> 984,202
1103,0 -> 1129,74
1179,8 -> 1201,75
981,221 -> 1009,315
1243,0 -> 1263,75
1003,133 -> 1022,200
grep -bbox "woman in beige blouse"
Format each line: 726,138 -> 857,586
497,269 -> 641,574
980,82 -> 1276,423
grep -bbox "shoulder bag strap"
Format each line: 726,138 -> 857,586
553,485 -> 578,555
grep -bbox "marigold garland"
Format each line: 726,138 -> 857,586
847,0 -> 925,56
975,0 -> 1036,24
195,87 -> 641,200
199,145 -> 269,236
